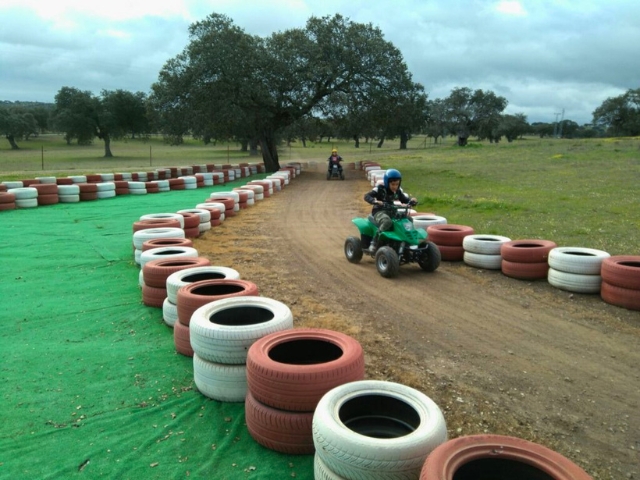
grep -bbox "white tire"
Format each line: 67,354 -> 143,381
96,190 -> 116,199
132,227 -> 185,250
68,176 -> 87,183
209,191 -> 240,202
166,266 -> 241,304
548,247 -> 610,275
58,184 -> 80,195
3,181 -> 23,189
139,246 -> 198,269
189,296 -> 293,364
12,187 -> 38,200
198,221 -> 212,233
196,202 -> 226,215
313,380 -> 447,480
129,188 -> 147,195
547,268 -> 603,294
15,198 -> 38,208
193,354 -> 247,402
463,234 -> 512,254
463,251 -> 503,270
412,215 -> 447,230
140,213 -> 185,229
128,181 -> 145,189
177,208 -> 211,223
96,182 -> 115,192
99,173 -> 115,182
58,194 -> 80,203
314,454 -> 344,480
162,298 -> 178,327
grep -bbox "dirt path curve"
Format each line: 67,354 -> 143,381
198,166 -> 640,479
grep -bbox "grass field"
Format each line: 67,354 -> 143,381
1,134 -> 639,255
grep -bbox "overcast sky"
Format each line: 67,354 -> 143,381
1,0 -> 638,125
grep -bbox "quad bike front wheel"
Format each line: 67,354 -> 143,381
418,241 -> 441,272
340,172 -> 345,180
326,171 -> 331,180
344,236 -> 363,264
375,246 -> 400,278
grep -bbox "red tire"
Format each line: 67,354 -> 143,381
501,260 -> 549,280
426,225 -> 475,246
600,255 -> 640,290
0,192 -> 16,204
500,239 -> 557,263
246,328 -> 365,412
141,284 -> 167,308
179,212 -> 200,229
78,183 -> 98,193
79,192 -> 98,201
173,320 -> 193,357
0,202 -> 16,211
245,390 -> 314,455
37,193 -> 59,206
143,257 -> 211,288
132,218 -> 181,232
600,281 -> 640,311
435,245 -> 465,261
184,226 -> 201,238
32,184 -> 58,195
176,279 -> 259,326
142,237 -> 194,252
420,434 -> 592,480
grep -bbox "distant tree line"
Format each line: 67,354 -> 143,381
1,14 -> 638,169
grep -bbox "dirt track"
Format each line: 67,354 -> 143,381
197,165 -> 640,479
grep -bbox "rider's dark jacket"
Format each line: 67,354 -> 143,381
328,155 -> 343,171
364,184 -> 411,215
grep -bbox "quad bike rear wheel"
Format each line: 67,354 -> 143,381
344,236 -> 363,264
418,241 -> 441,272
376,246 -> 400,278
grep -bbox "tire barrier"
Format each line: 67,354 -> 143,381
500,239 -> 557,280
547,247 -> 610,294
463,234 -> 512,270
420,434 -> 592,480
166,266 -> 241,304
313,380 -> 447,479
426,224 -> 475,262
246,328 -> 365,455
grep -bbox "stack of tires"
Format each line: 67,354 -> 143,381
58,184 -> 80,203
178,208 -> 212,236
500,239 -> 557,280
12,187 -> 38,208
131,225 -> 185,265
547,247 -> 610,294
600,255 -> 640,310
163,266 -> 240,328
246,328 -> 365,455
426,224 -> 475,261
313,380 -> 448,479
190,297 -> 294,403
463,234 -> 512,270
141,257 -> 210,308
96,182 -> 116,200
0,191 -> 16,211
173,278 -> 258,357
33,183 -> 59,206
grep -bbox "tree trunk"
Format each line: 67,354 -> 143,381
377,137 -> 385,148
103,133 -> 113,157
259,135 -> 280,172
302,137 -> 307,148
7,135 -> 19,150
399,131 -> 409,150
457,135 -> 468,147
249,138 -> 259,156
240,140 -> 248,152
353,135 -> 360,148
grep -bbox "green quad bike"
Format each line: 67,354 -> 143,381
344,202 -> 441,278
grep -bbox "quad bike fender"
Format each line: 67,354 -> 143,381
352,217 -> 377,237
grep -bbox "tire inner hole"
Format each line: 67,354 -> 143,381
268,339 -> 343,365
209,306 -> 274,326
452,458 -> 554,480
183,272 -> 226,282
339,394 -> 420,439
192,284 -> 245,296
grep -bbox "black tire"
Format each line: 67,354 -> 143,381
418,241 -> 441,272
376,246 -> 400,278
326,172 -> 331,180
344,236 -> 363,264
340,172 -> 345,180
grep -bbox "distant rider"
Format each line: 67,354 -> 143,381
327,149 -> 343,175
363,168 -> 416,253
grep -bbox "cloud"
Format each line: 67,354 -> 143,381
0,0 -> 638,125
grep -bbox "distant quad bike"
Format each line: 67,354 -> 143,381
344,202 -> 441,278
327,163 -> 345,180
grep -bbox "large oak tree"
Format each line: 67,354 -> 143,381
149,13 -> 418,171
